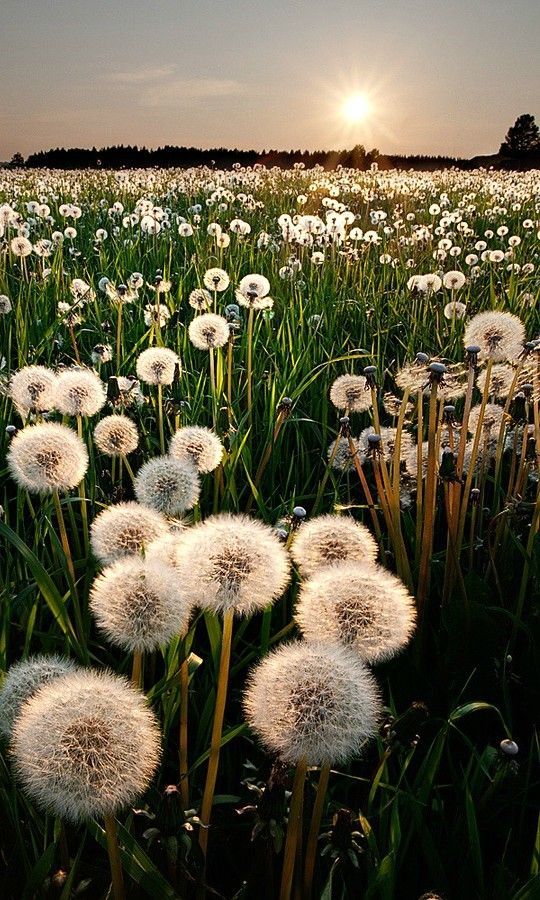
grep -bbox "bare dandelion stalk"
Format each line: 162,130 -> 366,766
303,762 -> 330,900
246,307 -> 255,426
198,609 -> 235,862
280,759 -> 308,900
417,366 -> 443,611
104,814 -> 126,900
157,384 -> 165,454
131,651 -> 143,689
179,652 -> 190,811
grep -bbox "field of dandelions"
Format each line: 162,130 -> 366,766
0,163 -> 538,900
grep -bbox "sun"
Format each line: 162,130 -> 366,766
343,93 -> 371,123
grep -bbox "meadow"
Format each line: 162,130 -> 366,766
0,162 -> 538,900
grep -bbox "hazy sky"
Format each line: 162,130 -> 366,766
1,0 -> 539,159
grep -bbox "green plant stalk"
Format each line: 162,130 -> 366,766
157,383 -> 165,454
104,814 -> 126,900
303,763 -> 330,900
179,655 -> 190,811
280,759 -> 308,900
417,378 -> 439,612
198,609 -> 235,860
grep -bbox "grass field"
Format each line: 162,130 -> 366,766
0,163 -> 538,900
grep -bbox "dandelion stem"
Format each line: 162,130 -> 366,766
115,303 -> 123,366
303,763 -> 330,900
131,651 -> 143,689
417,379 -> 439,611
179,654 -> 190,811
198,609 -> 234,861
104,814 -> 125,900
157,383 -> 165,454
246,307 -> 255,426
280,759 -> 308,900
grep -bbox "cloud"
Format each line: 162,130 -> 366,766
141,79 -> 244,107
109,66 -> 176,84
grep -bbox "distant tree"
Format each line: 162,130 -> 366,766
500,114 -> 540,156
9,152 -> 25,168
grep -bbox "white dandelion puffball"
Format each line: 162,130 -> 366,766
55,368 -> 106,417
463,311 -> 525,363
173,513 -> 290,616
188,313 -> 229,350
0,655 -> 78,741
291,515 -> 378,578
144,530 -> 185,568
90,501 -> 169,565
295,561 -> 416,664
134,456 -> 200,516
7,423 -> 88,494
203,267 -> 230,292
90,557 -> 192,652
169,425 -> 224,473
330,375 -> 372,413
12,670 -> 161,822
94,414 -> 139,457
476,364 -> 515,399
467,403 -> 505,436
239,274 -> 270,299
136,347 -> 179,385
243,641 -> 381,765
10,366 -> 57,416
444,301 -> 467,320
189,288 -> 212,311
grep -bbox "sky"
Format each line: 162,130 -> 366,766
1,0 -> 539,160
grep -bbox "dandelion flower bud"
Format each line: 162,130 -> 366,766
94,414 -> 138,456
136,347 -> 180,385
295,561 -> 416,664
243,641 -> 381,765
7,422 -> 88,493
12,670 -> 161,822
134,456 -> 200,516
463,311 -> 525,363
90,557 -> 191,653
174,513 -> 290,616
188,313 -> 229,350
329,375 -> 372,414
10,366 -> 57,416
467,403 -> 505,436
55,368 -> 106,417
169,425 -> 224,473
0,655 -> 77,741
291,514 -> 378,577
90,501 -> 169,565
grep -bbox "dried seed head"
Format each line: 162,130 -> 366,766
94,414 -> 138,456
173,513 -> 290,616
90,501 -> 169,565
188,313 -> 230,350
90,557 -> 192,652
169,425 -> 224,474
295,561 -> 416,664
10,366 -> 57,416
463,311 -> 525,363
136,347 -> 180,385
291,515 -> 378,578
7,422 -> 88,493
329,375 -> 372,414
134,456 -> 200,516
243,641 -> 381,765
55,368 -> 106,417
0,655 -> 77,741
12,670 -> 161,822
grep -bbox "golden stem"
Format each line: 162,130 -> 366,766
104,815 -> 125,900
303,763 -> 330,900
179,656 -> 190,811
280,759 -> 308,900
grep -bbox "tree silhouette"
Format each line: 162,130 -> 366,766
9,152 -> 25,168
500,114 -> 540,156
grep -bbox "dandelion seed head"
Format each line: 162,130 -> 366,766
467,402 -> 505,436
189,288 -> 212,311
463,311 -> 525,363
12,670 -> 161,822
7,422 -> 88,493
243,641 -> 381,765
90,557 -> 191,652
295,561 -> 416,664
291,514 -> 378,577
203,268 -> 230,292
169,425 -> 223,473
359,426 -> 414,463
0,655 -> 77,741
55,368 -> 106,417
173,513 -> 290,616
134,456 -> 199,516
476,364 -> 515,399
94,414 -> 138,457
136,347 -> 179,386
330,375 -> 372,413
10,366 -> 57,416
328,436 -> 364,471
188,313 -> 229,350
90,501 -> 169,565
